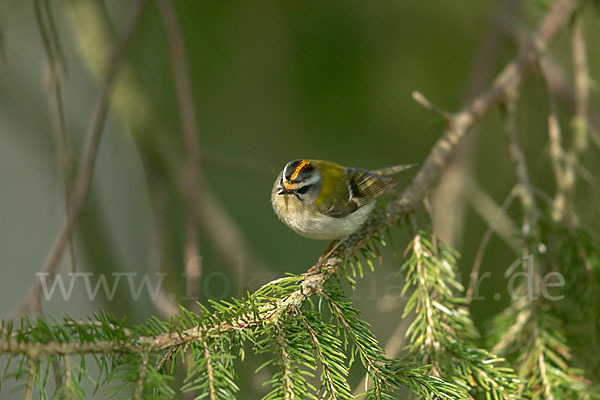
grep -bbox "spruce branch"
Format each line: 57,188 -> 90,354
298,309 -> 353,400
488,13 -> 598,393
401,232 -> 521,399
203,340 -> 217,400
489,298 -> 593,399
257,311 -> 316,400
133,351 -> 149,400
24,356 -> 36,400
274,330 -> 295,400
324,283 -> 462,399
63,355 -> 74,400
181,337 -> 239,399
6,0 -> 578,335
0,1 -> 586,398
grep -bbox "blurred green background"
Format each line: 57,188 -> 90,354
1,0 -> 599,398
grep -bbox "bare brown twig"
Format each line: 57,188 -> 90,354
502,98 -> 539,233
8,0 -> 146,320
70,0 -> 272,314
395,0 -> 577,214
0,0 -> 580,358
540,56 -> 600,150
33,0 -> 76,275
463,177 -> 522,251
466,185 -> 519,304
156,0 -> 203,310
412,91 -> 453,122
570,16 -> 590,156
431,0 -> 521,246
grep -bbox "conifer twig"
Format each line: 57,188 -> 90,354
203,340 -> 217,400
63,355 -> 73,400
0,0 -> 580,358
25,356 -> 36,400
276,331 -> 294,400
134,351 -> 149,400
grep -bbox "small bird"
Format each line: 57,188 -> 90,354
271,159 -> 414,240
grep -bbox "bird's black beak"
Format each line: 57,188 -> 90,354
277,186 -> 291,195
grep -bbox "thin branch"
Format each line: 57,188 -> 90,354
298,311 -> 343,399
536,334 -> 555,400
143,161 -> 183,318
463,177 -> 522,252
33,0 -> 76,274
0,0 -> 580,360
544,76 -> 567,202
63,354 -> 73,400
412,91 -> 453,122
8,0 -> 146,320
41,0 -> 68,75
570,15 -> 589,156
134,351 -> 149,400
155,0 -> 203,308
539,56 -> 600,151
547,14 -> 591,226
66,0 -> 271,294
540,60 -> 581,225
156,345 -> 179,372
466,185 -> 519,303
491,300 -> 531,354
203,340 -> 217,400
352,296 -> 410,396
501,98 -> 539,234
500,45 -> 564,400
276,330 -> 294,400
431,0 -> 520,245
25,356 -> 37,400
394,0 -> 578,213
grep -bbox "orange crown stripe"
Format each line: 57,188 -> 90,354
283,181 -> 298,190
290,160 -> 310,181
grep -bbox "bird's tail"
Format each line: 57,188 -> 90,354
371,163 -> 417,176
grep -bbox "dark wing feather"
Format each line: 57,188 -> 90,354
316,167 -> 396,218
346,168 -> 396,209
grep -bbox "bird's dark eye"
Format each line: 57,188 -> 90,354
296,186 -> 309,194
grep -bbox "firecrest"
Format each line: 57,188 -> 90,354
271,159 -> 413,240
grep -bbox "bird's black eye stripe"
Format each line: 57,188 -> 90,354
296,186 -> 309,194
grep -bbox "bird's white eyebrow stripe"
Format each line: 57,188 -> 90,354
283,163 -> 291,181
295,173 -> 319,188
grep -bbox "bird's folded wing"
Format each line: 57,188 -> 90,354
316,168 -> 395,218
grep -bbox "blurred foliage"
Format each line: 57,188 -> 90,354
0,0 -> 599,398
